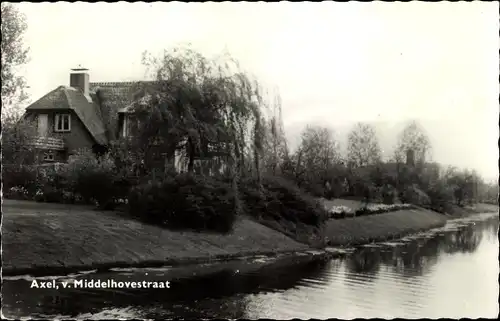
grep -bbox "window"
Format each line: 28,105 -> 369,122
43,152 -> 54,161
54,114 -> 71,132
122,115 -> 142,138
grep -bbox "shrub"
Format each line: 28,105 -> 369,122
37,186 -> 64,203
2,165 -> 38,197
401,184 -> 431,206
381,184 -> 397,204
425,181 -> 455,213
65,150 -> 119,209
355,203 -> 415,217
327,205 -> 355,219
128,173 -> 237,233
239,175 -> 328,227
5,186 -> 30,200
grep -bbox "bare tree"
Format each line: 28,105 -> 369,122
347,122 -> 382,168
393,120 -> 432,164
295,125 -> 341,194
262,92 -> 289,175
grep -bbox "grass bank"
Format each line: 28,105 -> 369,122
4,199 -> 492,277
444,203 -> 499,217
324,208 -> 448,246
2,200 -> 310,276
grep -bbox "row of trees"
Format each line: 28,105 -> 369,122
123,43 -> 496,208
2,4 -> 496,213
261,117 -> 497,207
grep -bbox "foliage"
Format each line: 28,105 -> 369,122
443,167 -> 479,206
65,149 -> 120,209
355,203 -> 416,218
134,46 -> 268,177
326,203 -> 415,219
5,186 -> 30,200
127,173 -> 237,233
260,96 -> 289,176
1,3 -> 29,113
33,163 -> 69,203
380,184 -> 398,205
2,164 -> 38,196
1,114 -> 37,165
291,125 -> 342,196
239,175 -> 329,227
401,184 -> 431,206
393,120 -> 432,164
424,179 -> 455,213
347,122 -> 382,168
348,169 -> 380,204
327,205 -> 356,219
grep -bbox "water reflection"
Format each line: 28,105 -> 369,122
345,249 -> 381,278
2,258 -> 330,319
342,215 -> 498,279
2,214 -> 498,319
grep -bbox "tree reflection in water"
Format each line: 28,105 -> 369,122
343,216 -> 498,280
3,216 -> 497,319
2,257 -> 331,319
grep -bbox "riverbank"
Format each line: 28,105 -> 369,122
322,198 -> 497,246
325,208 -> 448,246
3,199 -> 496,277
2,200 -> 312,277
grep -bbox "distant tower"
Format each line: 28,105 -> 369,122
406,149 -> 415,167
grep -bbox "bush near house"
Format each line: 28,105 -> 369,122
3,149 -> 134,208
2,165 -> 38,197
64,149 -> 137,209
127,173 -> 237,233
239,175 -> 329,227
126,173 -> 328,236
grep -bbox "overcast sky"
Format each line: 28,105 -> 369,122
16,2 -> 499,180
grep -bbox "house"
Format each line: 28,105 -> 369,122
22,69 -> 133,160
22,68 -> 224,173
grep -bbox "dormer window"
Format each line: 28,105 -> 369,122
54,114 -> 71,132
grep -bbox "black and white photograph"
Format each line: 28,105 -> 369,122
1,1 -> 498,319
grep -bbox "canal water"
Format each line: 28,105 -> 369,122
2,212 -> 498,319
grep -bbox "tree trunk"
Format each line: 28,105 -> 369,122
230,143 -> 242,217
187,137 -> 195,173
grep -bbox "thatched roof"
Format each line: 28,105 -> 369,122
25,81 -> 159,146
25,86 -> 107,145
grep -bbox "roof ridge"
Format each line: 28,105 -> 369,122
90,81 -> 158,87
61,86 -> 73,107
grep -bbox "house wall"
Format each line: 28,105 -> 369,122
26,110 -> 96,156
34,150 -> 67,163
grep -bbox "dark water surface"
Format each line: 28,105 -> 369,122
3,213 -> 498,319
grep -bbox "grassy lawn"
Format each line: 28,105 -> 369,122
324,208 -> 448,246
2,200 -> 308,275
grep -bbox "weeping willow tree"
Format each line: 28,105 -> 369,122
128,46 -> 276,208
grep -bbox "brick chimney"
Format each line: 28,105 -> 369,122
70,67 -> 89,97
406,149 -> 415,167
